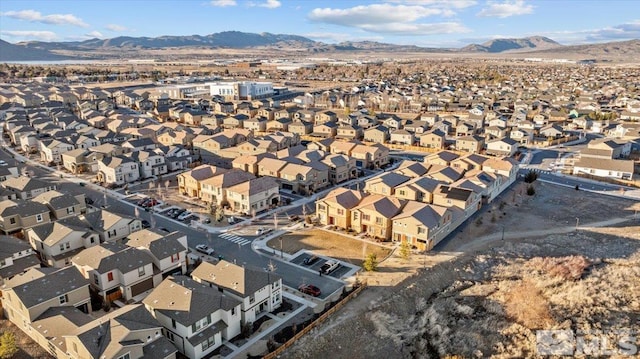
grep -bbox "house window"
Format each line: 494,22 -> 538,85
249,296 -> 255,304
317,204 -> 326,211
192,315 -> 211,333
138,266 -> 145,277
398,190 -> 405,196
417,227 -> 426,234
171,253 -> 180,263
117,353 -> 130,359
59,244 -> 65,251
9,218 -> 16,225
337,209 -> 344,215
67,207 -> 75,214
362,214 -> 370,221
107,272 -> 114,281
59,294 -> 68,304
36,214 -> 43,222
353,212 -> 358,220
94,274 -> 99,285
65,242 -> 70,249
375,217 -> 383,225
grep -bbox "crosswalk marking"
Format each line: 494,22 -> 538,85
220,232 -> 251,246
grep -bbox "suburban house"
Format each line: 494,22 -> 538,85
39,139 -> 75,164
393,177 -> 443,203
0,235 -> 40,285
321,154 -> 357,184
364,172 -> 411,196
178,165 -> 228,198
126,229 -> 189,279
97,155 -> 141,186
26,218 -> 101,267
224,176 -> 280,215
420,129 -> 446,149
391,201 -> 453,251
572,158 -> 634,180
350,144 -> 389,169
79,209 -> 143,242
351,194 -> 405,240
191,260 -> 282,325
486,138 -> 518,157
316,188 -> 364,229
72,242 -> 156,303
279,162 -> 328,195
61,149 -> 93,174
456,135 -> 485,153
199,170 -> 256,206
130,150 -> 168,179
0,199 -> 52,235
1,266 -> 92,332
32,190 -> 86,220
390,129 -> 415,145
363,125 -> 390,143
2,176 -> 57,200
143,275 -> 241,359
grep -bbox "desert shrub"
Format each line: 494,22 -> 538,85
504,280 -> 554,329
524,170 -> 538,183
363,253 -> 378,271
526,185 -> 536,196
0,332 -> 18,359
528,255 -> 590,281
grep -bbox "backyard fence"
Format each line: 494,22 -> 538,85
262,280 -> 368,359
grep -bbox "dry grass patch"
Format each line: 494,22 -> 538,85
267,229 -> 391,267
503,280 -> 555,329
528,255 -> 591,281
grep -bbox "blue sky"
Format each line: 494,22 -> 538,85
0,0 -> 638,48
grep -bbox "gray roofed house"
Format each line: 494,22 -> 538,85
32,190 -> 86,220
26,219 -> 100,268
126,229 -> 188,277
72,242 -> 156,302
1,176 -> 56,200
191,260 -> 283,325
143,275 -> 241,357
0,199 -> 52,234
0,235 -> 40,284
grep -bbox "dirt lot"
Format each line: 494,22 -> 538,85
0,318 -> 53,359
266,229 -> 392,267
281,182 -> 640,358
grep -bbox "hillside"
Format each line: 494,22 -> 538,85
0,39 -> 71,62
460,36 -> 562,53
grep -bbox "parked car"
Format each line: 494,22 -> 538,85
298,284 -> 321,297
170,209 -> 186,218
303,255 -> 319,265
195,244 -> 215,255
142,198 -> 158,208
256,227 -> 273,236
0,160 -> 7,166
320,260 -> 340,274
141,220 -> 150,229
158,227 -> 170,233
177,211 -> 193,221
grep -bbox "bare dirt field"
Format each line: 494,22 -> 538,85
0,318 -> 53,359
281,182 -> 640,358
266,229 -> 392,267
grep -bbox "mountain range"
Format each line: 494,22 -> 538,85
0,31 -> 637,61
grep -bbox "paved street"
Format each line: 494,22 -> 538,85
0,143 -> 345,300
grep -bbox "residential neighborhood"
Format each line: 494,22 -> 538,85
0,47 -> 639,359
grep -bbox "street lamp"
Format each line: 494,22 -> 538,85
575,217 -> 579,231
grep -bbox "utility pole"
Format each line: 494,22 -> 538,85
501,226 -> 505,241
575,217 -> 580,231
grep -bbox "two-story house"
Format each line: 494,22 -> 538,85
351,194 -> 405,240
316,188 -> 364,229
130,150 -> 168,179
225,176 -> 280,215
32,190 -> 86,220
2,176 -> 56,200
72,242 -> 156,303
0,235 -> 40,285
191,260 -> 282,325
391,201 -> 453,251
26,219 -> 101,267
144,275 -> 241,359
97,155 -> 140,186
0,199 -> 51,235
126,229 -> 188,278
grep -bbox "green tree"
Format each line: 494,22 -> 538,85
399,241 -> 411,260
524,170 -> 538,183
363,253 -> 378,272
215,205 -> 225,222
0,331 -> 18,359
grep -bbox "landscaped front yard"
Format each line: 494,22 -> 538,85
267,228 -> 392,267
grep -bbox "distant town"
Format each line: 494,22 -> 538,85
0,56 -> 638,359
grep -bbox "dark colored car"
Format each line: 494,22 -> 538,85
303,255 -> 318,265
141,220 -> 150,228
298,284 -> 321,297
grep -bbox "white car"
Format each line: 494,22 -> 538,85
177,211 -> 193,221
195,244 -> 214,255
0,160 -> 7,166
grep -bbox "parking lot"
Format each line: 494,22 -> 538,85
290,252 -> 350,279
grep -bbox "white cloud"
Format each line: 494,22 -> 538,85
86,31 -> 104,38
308,4 -> 469,35
304,32 -> 385,43
105,24 -> 127,32
210,0 -> 237,7
0,30 -> 58,41
477,0 -> 533,18
542,20 -> 640,44
387,0 -> 477,8
248,0 -> 281,8
1,9 -> 89,27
